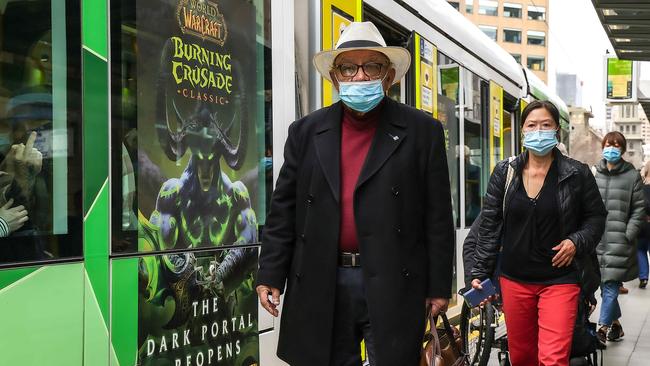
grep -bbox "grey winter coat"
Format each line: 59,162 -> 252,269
594,159 -> 645,282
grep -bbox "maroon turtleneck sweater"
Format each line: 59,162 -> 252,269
339,104 -> 381,253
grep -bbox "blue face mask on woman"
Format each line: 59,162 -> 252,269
337,77 -> 386,113
603,146 -> 622,163
523,130 -> 558,156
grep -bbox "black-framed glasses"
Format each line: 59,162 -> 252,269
335,62 -> 388,78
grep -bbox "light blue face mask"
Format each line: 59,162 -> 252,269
603,146 -> 622,163
337,76 -> 386,113
523,129 -> 558,156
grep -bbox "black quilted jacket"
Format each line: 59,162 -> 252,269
470,148 -> 607,295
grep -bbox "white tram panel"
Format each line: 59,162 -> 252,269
364,0 -> 527,99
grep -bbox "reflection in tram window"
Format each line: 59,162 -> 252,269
0,0 -> 82,265
437,53 -> 460,228
463,71 -> 485,227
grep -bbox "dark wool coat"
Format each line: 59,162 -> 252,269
257,98 -> 455,366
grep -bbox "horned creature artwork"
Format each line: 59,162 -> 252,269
137,40 -> 258,332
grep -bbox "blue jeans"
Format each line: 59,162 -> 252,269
599,281 -> 622,326
638,237 -> 650,280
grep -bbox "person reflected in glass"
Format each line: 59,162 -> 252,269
470,100 -> 606,366
637,160 -> 650,290
593,132 -> 645,343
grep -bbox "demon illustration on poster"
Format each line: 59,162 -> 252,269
135,0 -> 260,364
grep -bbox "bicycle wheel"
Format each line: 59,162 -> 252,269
460,302 -> 496,366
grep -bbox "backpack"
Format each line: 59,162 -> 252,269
569,297 -> 603,366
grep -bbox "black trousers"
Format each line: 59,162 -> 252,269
330,267 -> 376,366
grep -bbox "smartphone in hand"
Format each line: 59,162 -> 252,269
462,278 -> 497,308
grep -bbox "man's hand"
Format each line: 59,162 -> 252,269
426,297 -> 449,317
0,198 -> 27,234
3,132 -> 43,193
552,239 -> 576,267
256,285 -> 281,317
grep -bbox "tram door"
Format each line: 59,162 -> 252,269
363,7 -> 410,104
503,93 -> 520,157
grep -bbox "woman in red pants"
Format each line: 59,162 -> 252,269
469,100 -> 607,366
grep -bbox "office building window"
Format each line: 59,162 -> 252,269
448,1 -> 460,10
511,53 -> 521,63
466,1 -> 474,14
479,25 -> 497,41
633,125 -> 637,133
527,56 -> 545,71
478,0 -> 498,16
528,5 -> 546,21
527,30 -> 546,46
503,3 -> 522,18
504,29 -> 522,43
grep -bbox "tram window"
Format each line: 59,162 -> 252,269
463,71 -> 484,227
504,29 -> 522,43
527,30 -> 546,46
503,3 -> 522,18
479,25 -> 497,42
0,0 -> 82,266
527,6 -> 546,21
478,0 -> 498,16
110,0 -> 270,254
437,53 -> 461,228
527,56 -> 546,71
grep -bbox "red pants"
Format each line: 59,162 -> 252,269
500,276 -> 580,366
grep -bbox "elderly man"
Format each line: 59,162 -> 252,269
256,22 -> 455,366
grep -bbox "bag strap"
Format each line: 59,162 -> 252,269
423,309 -> 442,363
503,156 -> 516,213
440,313 -> 462,358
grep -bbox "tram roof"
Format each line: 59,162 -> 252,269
524,68 -> 570,123
408,0 -> 526,92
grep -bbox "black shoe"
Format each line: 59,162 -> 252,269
640,279 -> 648,289
608,322 -> 624,341
597,326 -> 608,346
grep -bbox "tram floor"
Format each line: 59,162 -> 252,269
487,278 -> 650,366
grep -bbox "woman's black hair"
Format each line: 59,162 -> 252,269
521,100 -> 560,128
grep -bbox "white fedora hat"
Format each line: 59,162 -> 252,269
313,21 -> 411,85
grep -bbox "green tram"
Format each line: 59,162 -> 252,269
0,0 -> 569,365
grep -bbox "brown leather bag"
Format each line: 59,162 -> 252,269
420,312 -> 469,366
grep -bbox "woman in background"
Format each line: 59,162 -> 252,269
593,132 -> 645,343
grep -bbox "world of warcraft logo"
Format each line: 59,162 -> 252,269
176,0 -> 228,46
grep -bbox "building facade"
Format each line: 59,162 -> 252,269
611,103 -> 647,168
569,107 -> 603,167
448,0 -> 549,83
556,73 -> 583,108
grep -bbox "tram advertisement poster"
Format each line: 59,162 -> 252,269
135,0 -> 260,252
138,249 -> 259,365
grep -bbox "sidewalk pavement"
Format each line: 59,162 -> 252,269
487,279 -> 650,366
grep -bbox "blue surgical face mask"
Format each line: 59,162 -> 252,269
603,146 -> 622,163
337,76 -> 386,113
523,129 -> 558,156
